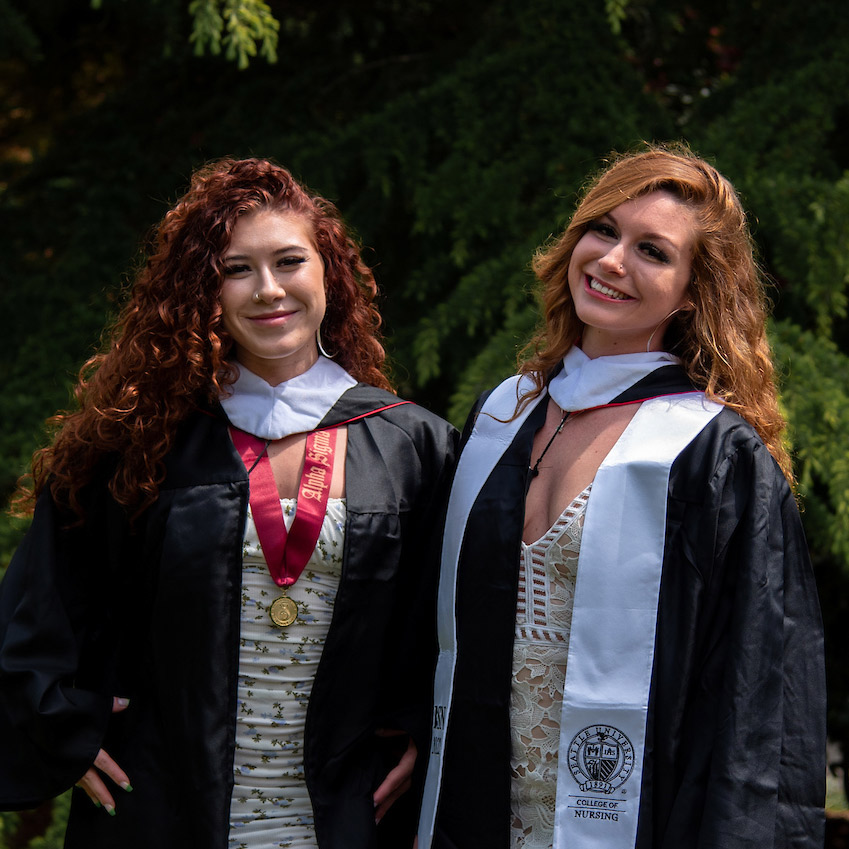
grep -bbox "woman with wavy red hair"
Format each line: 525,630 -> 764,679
419,145 -> 825,848
0,158 -> 457,849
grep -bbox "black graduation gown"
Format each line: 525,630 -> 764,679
0,384 -> 458,849
432,368 -> 825,848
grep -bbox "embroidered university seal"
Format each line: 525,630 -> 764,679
568,725 -> 635,794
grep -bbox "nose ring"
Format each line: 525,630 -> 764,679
252,292 -> 263,304
618,264 -> 624,274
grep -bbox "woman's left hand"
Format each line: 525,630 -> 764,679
75,697 -> 132,814
373,730 -> 417,824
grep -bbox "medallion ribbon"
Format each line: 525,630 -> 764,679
231,426 -> 338,626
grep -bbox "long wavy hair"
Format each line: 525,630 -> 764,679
15,157 -> 392,518
522,144 -> 793,481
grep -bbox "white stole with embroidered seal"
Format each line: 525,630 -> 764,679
553,393 -> 721,847
418,349 -> 722,848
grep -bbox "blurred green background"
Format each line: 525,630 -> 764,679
1,0 -> 848,844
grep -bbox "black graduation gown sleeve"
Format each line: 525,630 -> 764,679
0,486 -> 121,809
0,407 -> 253,847
643,408 -> 826,848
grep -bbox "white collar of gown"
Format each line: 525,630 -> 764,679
547,346 -> 680,411
219,356 -> 357,440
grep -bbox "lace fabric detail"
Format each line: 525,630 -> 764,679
510,486 -> 590,849
229,498 -> 345,849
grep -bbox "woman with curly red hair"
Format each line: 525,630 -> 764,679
0,158 -> 457,849
419,145 -> 825,848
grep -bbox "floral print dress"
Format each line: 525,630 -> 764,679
228,498 -> 346,849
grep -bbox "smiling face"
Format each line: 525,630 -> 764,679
219,208 -> 326,385
567,191 -> 697,357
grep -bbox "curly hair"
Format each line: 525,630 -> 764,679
521,143 -> 793,482
16,157 -> 392,518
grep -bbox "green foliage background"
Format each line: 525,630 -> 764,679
1,0 -> 848,843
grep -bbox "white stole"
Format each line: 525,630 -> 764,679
553,393 -> 720,847
418,357 -> 721,848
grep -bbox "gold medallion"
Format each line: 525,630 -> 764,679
269,595 -> 298,628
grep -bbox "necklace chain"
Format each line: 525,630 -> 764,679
528,411 -> 570,482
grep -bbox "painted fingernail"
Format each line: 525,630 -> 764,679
116,698 -> 130,707
93,800 -> 102,809
105,805 -> 116,817
121,783 -> 133,792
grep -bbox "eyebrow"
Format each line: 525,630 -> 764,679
223,245 -> 309,260
603,211 -> 686,252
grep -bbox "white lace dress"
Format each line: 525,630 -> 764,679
228,498 -> 346,849
510,486 -> 590,848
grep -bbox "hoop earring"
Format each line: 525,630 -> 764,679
316,328 -> 335,359
645,308 -> 682,353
